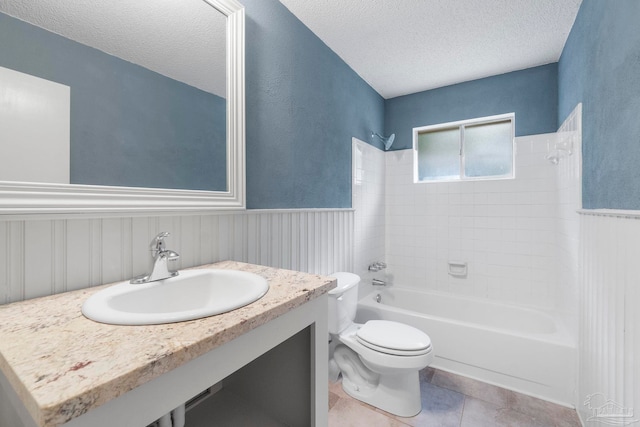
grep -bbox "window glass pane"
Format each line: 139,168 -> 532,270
417,128 -> 460,181
464,120 -> 513,177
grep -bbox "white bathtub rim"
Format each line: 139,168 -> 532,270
368,285 -> 563,320
360,287 -> 575,348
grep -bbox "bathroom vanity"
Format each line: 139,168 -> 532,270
0,261 -> 334,427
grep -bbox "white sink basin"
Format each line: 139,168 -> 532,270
82,269 -> 269,325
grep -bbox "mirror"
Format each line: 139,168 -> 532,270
0,0 -> 245,214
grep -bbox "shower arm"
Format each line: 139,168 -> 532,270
371,132 -> 396,151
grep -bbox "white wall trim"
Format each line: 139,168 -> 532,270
246,208 -> 355,214
0,208 -> 355,222
578,209 -> 640,219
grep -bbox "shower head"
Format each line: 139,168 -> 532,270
371,132 -> 396,151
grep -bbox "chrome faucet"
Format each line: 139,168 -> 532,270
368,261 -> 387,272
130,232 -> 180,284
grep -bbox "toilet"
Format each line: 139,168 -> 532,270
328,272 -> 433,417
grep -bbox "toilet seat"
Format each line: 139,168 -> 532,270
356,320 -> 432,356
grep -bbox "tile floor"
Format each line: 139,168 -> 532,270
328,368 -> 582,427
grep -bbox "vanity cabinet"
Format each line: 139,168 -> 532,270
186,326 -> 313,426
0,262 -> 332,427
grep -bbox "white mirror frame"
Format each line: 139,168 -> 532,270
0,0 -> 245,216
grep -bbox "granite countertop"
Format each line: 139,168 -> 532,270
0,261 -> 335,427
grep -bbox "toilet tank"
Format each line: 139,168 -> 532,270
328,272 -> 360,334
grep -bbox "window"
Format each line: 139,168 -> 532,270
413,114 -> 515,182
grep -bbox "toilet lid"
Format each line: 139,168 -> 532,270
356,320 -> 432,355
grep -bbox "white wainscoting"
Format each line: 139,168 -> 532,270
578,210 -> 640,425
0,209 -> 353,305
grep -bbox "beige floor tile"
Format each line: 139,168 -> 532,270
399,382 -> 465,427
420,366 -> 436,383
329,379 -> 350,399
328,398 -> 409,427
329,391 -> 341,410
432,369 -> 513,408
461,397 -> 503,427
329,368 -> 581,427
461,397 -> 554,427
508,392 -> 582,427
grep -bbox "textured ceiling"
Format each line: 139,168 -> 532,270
0,0 -> 227,97
279,0 -> 582,99
2,1 -> 582,101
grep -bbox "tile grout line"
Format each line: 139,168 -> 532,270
458,397 -> 467,427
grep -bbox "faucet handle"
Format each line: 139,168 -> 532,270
150,231 -> 170,253
368,261 -> 387,272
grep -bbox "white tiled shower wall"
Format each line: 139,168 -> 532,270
354,104 -> 582,315
385,137 -> 557,308
352,138 -> 386,296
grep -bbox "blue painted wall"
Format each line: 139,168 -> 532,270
384,64 -> 559,151
0,12 -> 226,192
2,2 -> 574,209
558,0 -> 640,210
242,0 -> 385,208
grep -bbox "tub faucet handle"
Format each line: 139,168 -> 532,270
368,261 -> 387,272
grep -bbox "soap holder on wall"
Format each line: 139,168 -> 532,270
448,261 -> 468,278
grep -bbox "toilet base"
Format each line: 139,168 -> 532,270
334,344 -> 423,417
341,370 -> 422,417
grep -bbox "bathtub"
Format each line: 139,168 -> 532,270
356,287 -> 576,406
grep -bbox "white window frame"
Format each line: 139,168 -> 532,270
412,113 -> 515,183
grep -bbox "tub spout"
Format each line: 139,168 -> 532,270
372,278 -> 386,286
